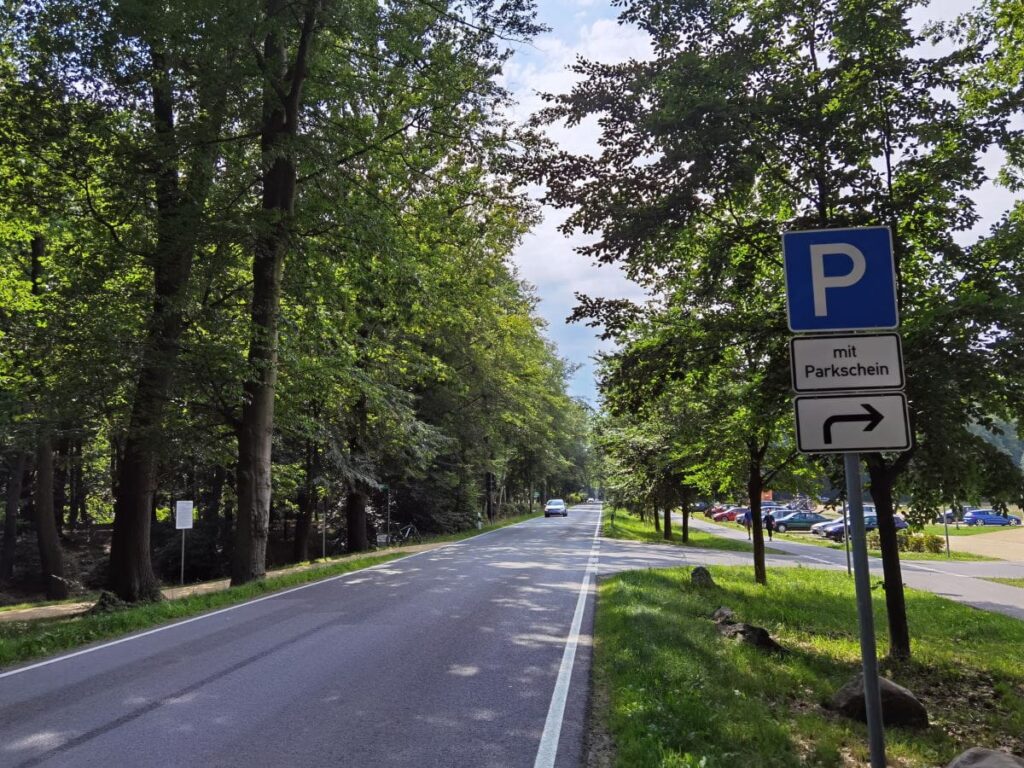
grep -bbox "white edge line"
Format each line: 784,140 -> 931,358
533,511 -> 602,768
0,513 -> 548,681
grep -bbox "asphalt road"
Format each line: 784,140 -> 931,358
4,505 -> 1024,768
0,507 -> 605,768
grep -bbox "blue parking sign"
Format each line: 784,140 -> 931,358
783,227 -> 898,332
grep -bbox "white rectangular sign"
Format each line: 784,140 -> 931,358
175,500 -> 194,530
790,333 -> 904,393
794,393 -> 911,453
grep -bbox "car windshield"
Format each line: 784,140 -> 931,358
547,499 -> 565,506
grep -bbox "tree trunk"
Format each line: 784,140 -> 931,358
747,458 -> 767,585
233,416 -> 272,584
202,465 -> 225,524
233,0 -> 318,585
653,503 -> 661,532
68,438 -> 86,528
346,490 -> 369,553
866,458 -> 911,659
108,47 -> 221,602
33,436 -> 68,599
53,435 -> 68,532
485,471 -> 496,522
293,444 -> 317,563
1,453 -> 25,582
680,487 -> 691,543
663,503 -> 672,540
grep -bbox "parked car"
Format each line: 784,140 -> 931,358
812,505 -> 875,535
706,502 -> 729,519
963,509 -> 1022,526
544,499 -> 568,518
713,506 -> 748,522
934,509 -> 958,524
823,514 -> 908,542
773,511 -> 832,533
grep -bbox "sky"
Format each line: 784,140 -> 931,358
500,0 -> 1014,405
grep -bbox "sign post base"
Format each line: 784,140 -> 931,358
844,452 -> 886,768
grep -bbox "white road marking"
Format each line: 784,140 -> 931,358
0,515 -> 544,681
533,509 -> 602,768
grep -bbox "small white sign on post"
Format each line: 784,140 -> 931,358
175,500 -> 194,530
790,333 -> 904,393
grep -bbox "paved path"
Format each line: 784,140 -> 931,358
943,526 -> 1024,560
682,516 -> 1024,621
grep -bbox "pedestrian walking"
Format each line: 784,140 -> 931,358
764,510 -> 776,542
744,511 -> 752,539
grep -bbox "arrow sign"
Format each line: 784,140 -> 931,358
794,393 -> 910,453
823,403 -> 883,444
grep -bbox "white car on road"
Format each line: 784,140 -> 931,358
544,499 -> 568,517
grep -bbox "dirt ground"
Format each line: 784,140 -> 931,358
946,526 -> 1024,560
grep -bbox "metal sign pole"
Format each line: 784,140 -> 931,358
180,529 -> 186,586
843,500 -> 851,576
944,514 -> 951,559
844,452 -> 886,768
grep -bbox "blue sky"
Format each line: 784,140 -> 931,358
503,0 -> 1014,405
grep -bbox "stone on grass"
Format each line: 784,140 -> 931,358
690,566 -> 715,587
830,673 -> 928,728
946,748 -> 1024,768
711,606 -> 735,624
716,621 -> 787,654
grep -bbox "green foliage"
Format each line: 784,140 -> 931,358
867,530 -> 945,554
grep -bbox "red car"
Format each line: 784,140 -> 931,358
712,506 -> 748,522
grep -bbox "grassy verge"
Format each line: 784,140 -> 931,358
594,565 -> 1024,767
0,552 -> 407,670
771,531 -> 997,561
604,511 -> 781,554
986,578 -> 1024,589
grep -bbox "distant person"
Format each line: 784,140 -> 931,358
764,510 -> 776,542
744,511 -> 752,539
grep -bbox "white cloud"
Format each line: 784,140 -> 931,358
503,17 -> 653,401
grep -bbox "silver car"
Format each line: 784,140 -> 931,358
544,499 -> 568,517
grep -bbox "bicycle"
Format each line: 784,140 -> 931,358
388,522 -> 421,546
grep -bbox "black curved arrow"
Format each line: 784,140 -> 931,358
823,403 -> 883,444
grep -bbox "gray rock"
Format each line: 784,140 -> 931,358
691,566 -> 715,587
715,621 -> 786,654
712,606 -> 735,624
830,673 -> 928,728
946,748 -> 1024,768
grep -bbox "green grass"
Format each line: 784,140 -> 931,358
770,531 -> 996,561
986,578 -> 1024,589
604,511 -> 782,554
594,565 -> 1024,768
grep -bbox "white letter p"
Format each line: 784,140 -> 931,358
810,243 -> 866,317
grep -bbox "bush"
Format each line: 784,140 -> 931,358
865,530 -> 945,554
